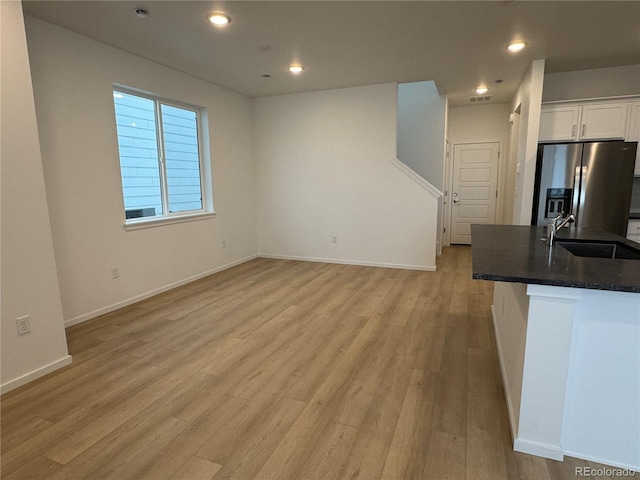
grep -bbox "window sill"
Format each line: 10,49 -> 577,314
124,211 -> 216,231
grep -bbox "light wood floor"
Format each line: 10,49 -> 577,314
2,247 -> 636,480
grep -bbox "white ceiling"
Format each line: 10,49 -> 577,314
22,1 -> 640,106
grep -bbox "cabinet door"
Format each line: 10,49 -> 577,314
626,102 -> 640,175
579,102 -> 628,140
539,106 -> 580,142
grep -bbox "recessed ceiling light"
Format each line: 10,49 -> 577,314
135,8 -> 148,19
476,86 -> 489,95
508,41 -> 526,53
288,65 -> 304,74
208,13 -> 231,25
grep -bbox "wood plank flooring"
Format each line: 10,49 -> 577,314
2,246 -> 636,480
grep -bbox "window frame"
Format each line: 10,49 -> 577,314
112,85 -> 214,230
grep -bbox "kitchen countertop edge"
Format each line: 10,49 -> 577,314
471,224 -> 640,294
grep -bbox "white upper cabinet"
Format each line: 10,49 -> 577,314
626,102 -> 640,175
539,105 -> 581,142
579,103 -> 628,140
539,101 -> 630,142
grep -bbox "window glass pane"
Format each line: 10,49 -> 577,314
113,91 -> 162,218
161,104 -> 203,213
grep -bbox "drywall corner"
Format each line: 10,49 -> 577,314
1,1 -> 71,393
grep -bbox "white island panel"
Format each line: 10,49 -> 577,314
563,289 -> 640,470
492,282 -> 640,471
516,285 -> 581,460
491,282 -> 529,438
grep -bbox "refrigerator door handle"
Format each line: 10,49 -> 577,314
578,165 -> 589,228
572,165 -> 583,226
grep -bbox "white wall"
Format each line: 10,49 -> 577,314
1,2 -> 71,393
397,81 -> 447,254
25,16 -> 257,325
397,81 -> 447,189
502,109 -> 521,225
510,59 -> 545,225
447,103 -> 511,146
543,64 -> 640,102
254,83 -> 439,270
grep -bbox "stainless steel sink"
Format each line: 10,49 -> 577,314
557,240 -> 640,260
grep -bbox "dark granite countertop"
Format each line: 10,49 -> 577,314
630,213 -> 640,220
471,225 -> 640,293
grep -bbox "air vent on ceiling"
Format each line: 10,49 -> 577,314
468,95 -> 493,103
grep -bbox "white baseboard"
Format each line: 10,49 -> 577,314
491,304 -> 519,443
64,255 -> 258,328
258,253 -> 436,271
64,252 -> 434,329
562,449 -> 640,473
514,438 -> 564,461
1,355 -> 73,394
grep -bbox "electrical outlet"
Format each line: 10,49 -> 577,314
16,315 -> 31,335
111,266 -> 120,279
331,235 -> 337,244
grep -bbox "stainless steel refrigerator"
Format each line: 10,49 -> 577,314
532,141 -> 637,236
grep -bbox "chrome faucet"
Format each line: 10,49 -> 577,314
547,212 -> 575,246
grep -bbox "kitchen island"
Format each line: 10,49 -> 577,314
471,224 -> 640,471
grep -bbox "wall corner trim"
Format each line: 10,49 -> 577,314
390,157 -> 443,198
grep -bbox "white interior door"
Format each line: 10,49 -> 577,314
450,142 -> 500,244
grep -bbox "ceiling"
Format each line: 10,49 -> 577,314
22,1 -> 640,106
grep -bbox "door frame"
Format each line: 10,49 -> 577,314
446,141 -> 503,246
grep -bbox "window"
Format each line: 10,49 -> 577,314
113,88 -> 210,224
